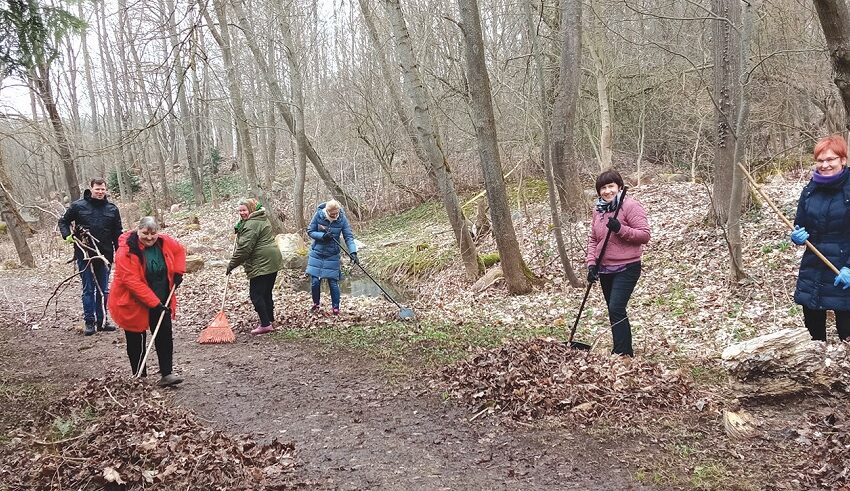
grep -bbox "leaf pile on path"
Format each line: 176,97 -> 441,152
0,376 -> 305,490
438,338 -> 707,423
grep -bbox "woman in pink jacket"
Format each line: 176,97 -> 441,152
586,170 -> 651,356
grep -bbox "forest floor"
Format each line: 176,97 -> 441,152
1,170 -> 847,489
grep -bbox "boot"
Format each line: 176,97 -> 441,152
332,308 -> 340,316
97,320 -> 117,332
310,304 -> 320,313
84,322 -> 96,336
158,374 -> 183,387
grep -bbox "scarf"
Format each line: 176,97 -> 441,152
812,167 -> 848,186
595,190 -> 623,213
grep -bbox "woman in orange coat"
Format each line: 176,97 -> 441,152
108,217 -> 186,386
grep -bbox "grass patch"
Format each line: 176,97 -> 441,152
274,319 -> 568,372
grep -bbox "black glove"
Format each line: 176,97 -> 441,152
225,267 -> 233,276
607,217 -> 622,233
173,273 -> 183,288
152,303 -> 171,316
322,231 -> 332,242
350,252 -> 360,265
587,265 -> 599,284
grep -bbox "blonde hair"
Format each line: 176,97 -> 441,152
325,199 -> 341,212
238,198 -> 259,214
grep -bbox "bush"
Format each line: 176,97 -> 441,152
107,169 -> 141,197
172,174 -> 244,205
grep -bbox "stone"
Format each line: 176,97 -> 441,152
275,233 -> 308,269
170,203 -> 181,213
185,223 -> 201,231
721,328 -> 850,398
184,255 -> 205,273
471,266 -> 504,293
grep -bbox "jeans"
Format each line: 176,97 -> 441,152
311,275 -> 341,308
77,257 -> 111,326
803,307 -> 850,341
599,261 -> 641,356
124,308 -> 173,377
249,272 -> 277,326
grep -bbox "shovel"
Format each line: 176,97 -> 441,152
331,235 -> 416,320
567,186 -> 629,350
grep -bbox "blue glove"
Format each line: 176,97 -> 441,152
790,225 -> 809,246
835,267 -> 850,289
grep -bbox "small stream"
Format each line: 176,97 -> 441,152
295,274 -> 408,302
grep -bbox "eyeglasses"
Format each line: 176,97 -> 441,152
816,156 -> 841,165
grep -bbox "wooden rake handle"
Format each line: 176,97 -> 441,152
136,285 -> 177,379
737,162 -> 840,275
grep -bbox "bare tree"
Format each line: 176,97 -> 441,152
813,0 -> 850,129
0,149 -> 35,267
456,0 -> 533,293
381,0 -> 482,280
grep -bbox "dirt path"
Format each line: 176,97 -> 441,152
2,271 -> 653,490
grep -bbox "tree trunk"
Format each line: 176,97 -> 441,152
31,64 -> 80,201
0,150 -> 35,267
280,9 -> 308,232
590,42 -> 613,171
204,0 -> 282,232
813,0 -> 850,130
524,0 -> 580,288
726,0 -> 753,283
382,0 -> 482,280
230,0 -> 364,219
77,2 -> 105,179
711,0 -> 741,225
163,0 -> 204,205
722,328 -> 850,398
456,0 -> 532,293
549,0 -> 584,220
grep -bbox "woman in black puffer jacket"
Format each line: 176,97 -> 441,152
791,134 -> 850,342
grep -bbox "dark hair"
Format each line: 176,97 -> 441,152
595,170 -> 624,195
90,177 -> 107,187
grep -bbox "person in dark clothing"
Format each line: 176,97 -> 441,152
58,178 -> 123,336
790,134 -> 850,342
227,198 -> 283,334
108,217 -> 186,386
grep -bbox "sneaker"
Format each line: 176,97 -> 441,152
310,304 -> 320,313
158,374 -> 183,387
332,308 -> 340,316
251,324 -> 274,335
84,322 -> 96,336
97,321 -> 117,332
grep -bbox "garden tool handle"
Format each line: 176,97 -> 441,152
331,235 -> 406,310
737,162 -> 840,275
220,275 -> 229,312
136,285 -> 177,379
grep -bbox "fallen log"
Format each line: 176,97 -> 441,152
721,328 -> 850,398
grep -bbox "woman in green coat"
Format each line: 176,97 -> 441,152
226,198 -> 283,334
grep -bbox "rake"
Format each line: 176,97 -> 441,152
197,275 -> 236,344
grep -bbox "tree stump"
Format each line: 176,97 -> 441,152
721,328 -> 850,398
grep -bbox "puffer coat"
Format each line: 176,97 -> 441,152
305,203 -> 357,280
228,209 -> 283,279
794,169 -> 850,310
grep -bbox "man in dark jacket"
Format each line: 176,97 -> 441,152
58,178 -> 123,336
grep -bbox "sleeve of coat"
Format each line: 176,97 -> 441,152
115,252 -> 161,308
586,214 -> 600,266
165,236 -> 187,274
58,203 -> 76,239
617,200 -> 651,245
306,212 -> 325,241
228,226 -> 258,271
341,215 -> 357,253
793,187 -> 808,229
112,207 -> 123,254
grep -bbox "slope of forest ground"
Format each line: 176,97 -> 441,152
1,170 -> 848,489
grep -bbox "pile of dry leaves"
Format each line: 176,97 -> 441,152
795,407 -> 850,489
0,377 -> 304,489
439,337 -> 704,423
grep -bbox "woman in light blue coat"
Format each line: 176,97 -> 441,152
306,200 -> 358,314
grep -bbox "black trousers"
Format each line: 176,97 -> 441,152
249,272 -> 277,326
125,309 -> 173,377
803,307 -> 850,341
599,262 -> 641,357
